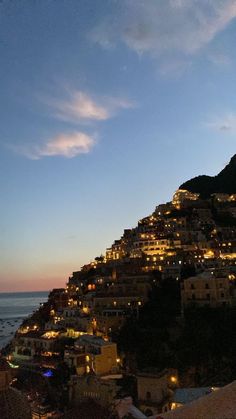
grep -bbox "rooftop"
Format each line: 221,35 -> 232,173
77,334 -> 113,347
162,381 -> 236,419
172,387 -> 217,404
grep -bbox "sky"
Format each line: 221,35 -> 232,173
1,0 -> 236,292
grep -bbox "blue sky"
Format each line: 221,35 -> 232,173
1,0 -> 236,291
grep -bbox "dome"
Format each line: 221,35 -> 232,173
0,357 -> 31,419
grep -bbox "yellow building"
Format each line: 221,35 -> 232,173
172,189 -> 199,209
64,347 -> 87,375
75,335 -> 118,376
181,271 -> 232,308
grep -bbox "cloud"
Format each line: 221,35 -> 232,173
49,90 -> 135,123
15,132 -> 95,159
158,58 -> 192,78
13,90 -> 136,160
207,112 -> 236,132
207,52 -> 231,67
90,0 -> 236,58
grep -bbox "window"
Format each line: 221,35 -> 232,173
221,292 -> 224,298
205,283 -> 209,289
190,283 -> 195,289
192,293 -> 196,300
206,293 -> 210,300
146,391 -> 151,400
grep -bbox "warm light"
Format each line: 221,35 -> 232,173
82,307 -> 89,314
170,376 -> 177,384
42,331 -> 59,339
86,355 -> 90,362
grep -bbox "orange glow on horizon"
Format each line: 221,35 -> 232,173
0,276 -> 66,293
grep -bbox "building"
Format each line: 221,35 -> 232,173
69,374 -> 120,408
75,335 -> 118,376
172,190 -> 200,209
12,330 -> 61,361
170,387 -> 217,410
181,270 -> 232,309
137,370 -> 178,416
0,357 -> 31,419
64,347 -> 87,375
162,381 -> 236,419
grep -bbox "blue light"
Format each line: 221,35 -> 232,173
43,369 -> 53,377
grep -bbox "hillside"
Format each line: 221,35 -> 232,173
180,155 -> 236,198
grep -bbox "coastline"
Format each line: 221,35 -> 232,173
0,291 -> 48,350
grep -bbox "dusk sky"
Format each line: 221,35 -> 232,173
1,0 -> 236,292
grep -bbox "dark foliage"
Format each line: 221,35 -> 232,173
115,280 -> 181,371
174,307 -> 236,385
115,280 -> 236,386
180,154 -> 236,198
64,399 -> 111,419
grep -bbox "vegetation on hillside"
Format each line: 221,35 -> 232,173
180,154 -> 236,198
115,280 -> 236,386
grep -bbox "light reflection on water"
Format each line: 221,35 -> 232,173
0,291 -> 48,349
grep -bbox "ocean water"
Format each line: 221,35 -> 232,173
0,291 -> 48,349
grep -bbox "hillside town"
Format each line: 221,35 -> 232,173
2,171 -> 236,418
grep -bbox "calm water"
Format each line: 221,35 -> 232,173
0,291 -> 48,349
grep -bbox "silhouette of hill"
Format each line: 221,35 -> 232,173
180,155 -> 236,198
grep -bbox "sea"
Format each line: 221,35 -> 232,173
0,291 -> 48,349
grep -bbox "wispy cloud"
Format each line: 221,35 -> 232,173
158,58 -> 192,78
14,132 -> 95,159
207,112 -> 236,132
89,0 -> 236,63
13,90 -> 135,159
48,90 -> 136,123
207,52 -> 231,67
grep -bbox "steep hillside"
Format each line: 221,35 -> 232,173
180,155 -> 236,198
